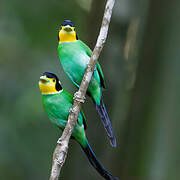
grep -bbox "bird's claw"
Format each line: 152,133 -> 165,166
73,91 -> 85,103
69,107 -> 75,113
87,64 -> 96,71
57,138 -> 62,144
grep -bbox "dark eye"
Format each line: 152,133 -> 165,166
53,79 -> 55,82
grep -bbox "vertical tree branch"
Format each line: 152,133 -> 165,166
49,0 -> 115,179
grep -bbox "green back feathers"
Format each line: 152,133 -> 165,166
78,40 -> 106,88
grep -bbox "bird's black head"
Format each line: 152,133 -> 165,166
61,20 -> 75,27
58,20 -> 78,43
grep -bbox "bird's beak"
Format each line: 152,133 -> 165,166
39,76 -> 50,83
63,25 -> 73,32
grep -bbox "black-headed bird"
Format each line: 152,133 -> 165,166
39,72 -> 119,180
57,20 -> 116,147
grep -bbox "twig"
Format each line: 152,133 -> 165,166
49,0 -> 115,179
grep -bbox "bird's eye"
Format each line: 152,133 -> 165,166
53,79 -> 55,82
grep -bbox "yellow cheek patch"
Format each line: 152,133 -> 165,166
39,82 -> 58,94
59,29 -> 77,43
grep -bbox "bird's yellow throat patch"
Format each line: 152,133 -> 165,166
39,76 -> 59,95
39,83 -> 58,95
59,27 -> 77,43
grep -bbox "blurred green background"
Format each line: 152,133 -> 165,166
1,0 -> 180,179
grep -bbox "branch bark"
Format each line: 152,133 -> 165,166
49,0 -> 115,179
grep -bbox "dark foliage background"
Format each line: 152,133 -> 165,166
0,0 -> 179,180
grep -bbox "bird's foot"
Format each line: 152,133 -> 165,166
69,107 -> 75,113
57,137 -> 63,144
87,64 -> 96,71
73,91 -> 86,103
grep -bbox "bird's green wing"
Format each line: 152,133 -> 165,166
78,40 -> 106,88
79,40 -> 92,57
96,61 -> 106,88
80,109 -> 87,129
62,89 -> 73,103
50,117 -> 67,131
51,117 -> 84,140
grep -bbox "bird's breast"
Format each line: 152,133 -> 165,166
61,50 -> 90,77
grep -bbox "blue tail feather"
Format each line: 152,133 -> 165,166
95,99 -> 117,147
81,142 -> 119,180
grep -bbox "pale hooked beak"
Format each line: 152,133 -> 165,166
63,25 -> 73,32
39,76 -> 49,83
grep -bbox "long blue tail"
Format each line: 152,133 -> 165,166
81,142 -> 119,180
95,99 -> 117,147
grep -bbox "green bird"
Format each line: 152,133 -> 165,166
39,72 -> 119,180
57,20 -> 116,147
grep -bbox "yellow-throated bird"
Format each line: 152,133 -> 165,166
57,20 -> 116,147
39,72 -> 119,180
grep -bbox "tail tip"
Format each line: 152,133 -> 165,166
109,174 -> 119,180
110,137 -> 117,148
114,177 -> 119,180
